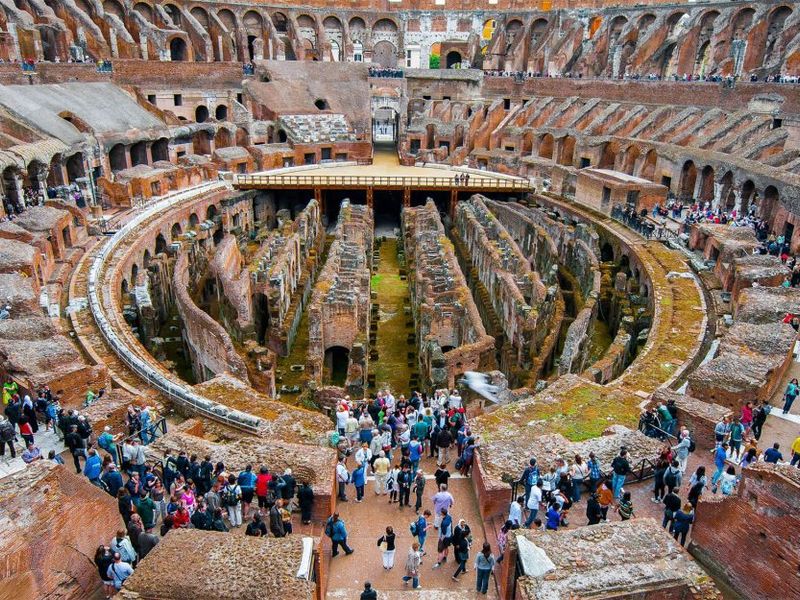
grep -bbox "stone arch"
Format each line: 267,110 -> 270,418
169,37 -> 187,61
189,212 -> 200,228
599,141 -> 619,169
271,11 -> 288,33
761,185 -> 779,222
699,165 -> 714,202
217,8 -> 235,30
130,141 -> 147,166
638,14 -> 656,34
531,18 -> 548,42
732,8 -> 755,38
131,262 -> 139,283
719,171 -> 735,210
215,104 -> 228,120
65,153 -> 85,182
121,278 -> 129,295
372,18 -> 398,33
163,3 -> 181,27
445,50 -> 462,69
133,2 -> 152,21
214,128 -> 231,148
323,16 -> 342,30
296,14 -> 316,29
372,40 -> 397,68
155,233 -> 168,255
679,160 -> 697,200
151,138 -> 169,162
559,135 -> 575,166
190,6 -> 209,30
740,179 -> 755,214
109,144 -> 127,172
621,145 -> 639,175
102,0 -> 124,19
640,149 -> 657,181
143,249 -> 152,269
171,222 -> 182,239
659,42 -> 678,79
666,11 -> 687,36
764,6 -> 793,66
206,204 -> 218,220
694,40 -> 712,77
600,242 -> 615,263
538,133 -> 554,160
195,105 -> 209,123
349,16 -> 366,31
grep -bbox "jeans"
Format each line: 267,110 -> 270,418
356,485 -> 364,501
399,487 -> 410,506
402,575 -> 419,588
711,465 -> 724,488
453,557 -> 467,577
331,538 -> 353,556
523,482 -> 532,506
411,459 -> 419,476
415,491 -> 423,512
791,452 -> 800,467
0,440 -> 16,458
418,534 -> 426,552
338,481 -> 347,501
524,508 -> 538,528
783,395 -> 796,414
611,473 -> 626,499
476,568 -> 491,594
662,512 -> 675,531
572,478 -> 583,502
673,528 -> 688,546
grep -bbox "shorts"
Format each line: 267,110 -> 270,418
437,538 -> 451,553
241,489 -> 254,504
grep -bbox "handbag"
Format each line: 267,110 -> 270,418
378,536 -> 388,552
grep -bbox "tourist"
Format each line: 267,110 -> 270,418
245,512 -> 268,537
495,520 -> 512,564
597,479 -> 613,520
432,483 -> 454,528
398,463 -> 413,507
236,464 -> 257,519
451,520 -> 471,580
586,452 -> 602,493
269,498 -> 286,537
48,449 -> 64,465
791,435 -> 800,467
109,529 -> 137,566
136,490 -> 157,531
586,492 -> 603,525
570,454 -> 588,502
352,459 -> 366,502
616,491 -> 635,520
687,466 -> 707,508
21,442 -> 42,464
740,447 -> 759,468
763,442 -> 783,463
751,403 -> 768,440
662,488 -> 681,531
740,401 -> 754,436
0,416 -> 16,458
436,425 -> 452,464
205,481 -> 221,515
402,541 -> 422,589
664,459 -> 682,493
524,480 -> 543,528
255,465 -> 273,509
172,502 -> 190,528
610,448 -> 631,499
210,507 -> 228,532
373,450 -> 390,495
652,457 -> 667,503
508,494 -> 523,528
545,501 -> 561,530
387,463 -> 400,503
84,447 -> 102,484
126,513 -> 144,558
413,509 -> 432,553
719,465 -> 738,495
474,542 -> 495,594
710,442 -> 729,491
519,458 -> 540,504
360,582 -> 377,600
434,462 -> 451,489
298,480 -> 314,524
672,429 -> 691,473
378,525 -> 397,569
326,512 -> 354,557
672,503 -> 695,546
223,473 -> 242,527
412,468 -> 426,512
783,378 -> 799,414
138,526 -> 159,560
190,500 -> 211,530
94,545 -> 115,599
106,552 -> 133,592
432,508 -> 453,568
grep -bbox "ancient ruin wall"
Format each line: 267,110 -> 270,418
0,463 -> 122,600
402,199 -> 495,389
307,201 -> 373,399
690,463 -> 800,600
173,248 -> 250,384
209,234 -> 253,337
454,194 -> 557,383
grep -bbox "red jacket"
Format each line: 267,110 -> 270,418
255,472 -> 272,497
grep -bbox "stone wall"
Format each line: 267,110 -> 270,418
650,388 -> 732,452
690,463 -> 800,600
403,199 -> 495,390
209,234 -> 253,338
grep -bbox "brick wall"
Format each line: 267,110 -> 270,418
690,464 -> 800,600
471,452 -> 511,521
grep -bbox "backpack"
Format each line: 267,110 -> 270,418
664,470 -> 677,489
222,485 -> 239,507
721,477 -> 735,496
409,521 -> 418,536
324,518 -> 334,538
687,438 -> 696,453
527,467 -> 539,487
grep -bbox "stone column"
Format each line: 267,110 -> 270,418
732,189 -> 742,213
712,181 -> 722,210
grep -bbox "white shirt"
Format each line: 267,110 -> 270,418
527,486 -> 543,510
509,500 -> 522,526
336,410 -> 349,429
448,393 -> 462,409
355,447 -> 372,467
336,463 -> 349,483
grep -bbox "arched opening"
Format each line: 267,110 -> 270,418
131,263 -> 139,284
163,3 -> 181,27
151,138 -> 169,162
445,50 -> 462,69
143,249 -> 152,269
659,43 -> 678,79
538,134 -> 554,160
314,98 -> 329,110
169,37 -> 187,61
171,222 -> 182,239
103,0 -> 125,19
65,153 -> 85,182
599,142 -> 619,169
640,149 -> 657,181
195,105 -> 209,123
600,242 -> 615,263
699,165 -> 714,202
740,180 -> 755,214
206,205 -> 218,221
372,40 -> 397,68
155,233 -> 168,255
213,228 -> 224,245
764,7 -> 793,69
277,129 -> 287,143
694,40 -> 711,78
679,160 -> 697,200
621,146 -> 639,175
560,136 -> 576,166
189,213 -> 199,228
271,11 -> 288,33
324,346 -> 350,387
109,144 -> 127,172
215,105 -> 228,120
214,128 -> 231,148
719,171 -> 735,211
133,2 -> 152,21
121,278 -> 129,295
762,186 -> 779,222
254,292 -> 270,344
130,141 -> 148,166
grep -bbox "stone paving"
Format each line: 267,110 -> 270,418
0,426 -> 64,478
326,453 -> 499,598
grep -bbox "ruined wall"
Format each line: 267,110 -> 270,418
403,199 -> 495,390
0,463 -> 122,600
307,201 -> 373,399
209,234 -> 254,338
173,247 -> 250,384
690,463 -> 800,600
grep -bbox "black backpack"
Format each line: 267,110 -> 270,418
324,518 -> 334,538
687,438 -> 696,453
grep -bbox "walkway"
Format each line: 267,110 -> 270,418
0,427 -> 64,478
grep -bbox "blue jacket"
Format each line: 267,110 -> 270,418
237,470 -> 257,491
332,520 -> 347,541
352,465 -> 366,487
84,454 -> 102,480
714,446 -> 727,469
546,507 -> 560,530
102,470 -> 124,497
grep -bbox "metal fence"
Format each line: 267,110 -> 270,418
235,173 -> 531,190
114,417 -> 168,464
610,205 -> 678,241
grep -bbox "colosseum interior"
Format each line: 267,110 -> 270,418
0,1 -> 798,599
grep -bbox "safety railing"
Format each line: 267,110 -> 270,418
235,173 -> 532,190
114,417 -> 168,462
610,205 -> 678,242
87,181 -> 264,435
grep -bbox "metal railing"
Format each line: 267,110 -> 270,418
114,417 -> 168,463
610,205 -> 678,241
235,173 -> 532,190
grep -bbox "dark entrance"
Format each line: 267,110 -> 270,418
374,189 -> 403,231
324,346 -> 350,387
254,293 -> 269,345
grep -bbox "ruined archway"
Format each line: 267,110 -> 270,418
169,37 -> 187,61
538,133 -> 554,160
640,149 -> 657,181
445,50 -> 462,69
324,345 -> 350,387
109,144 -> 127,172
679,160 -> 697,200
699,165 -> 714,202
372,40 -> 397,68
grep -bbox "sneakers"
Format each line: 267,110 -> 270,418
432,562 -> 440,569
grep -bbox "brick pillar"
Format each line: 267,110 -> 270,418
403,187 -> 410,208
367,186 -> 373,208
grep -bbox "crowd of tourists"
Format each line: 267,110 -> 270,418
368,66 -> 404,78
325,388 -> 496,593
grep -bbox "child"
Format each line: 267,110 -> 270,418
387,464 -> 400,503
617,491 -> 635,520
